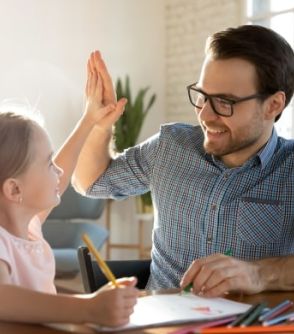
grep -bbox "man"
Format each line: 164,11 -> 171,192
73,25 -> 294,297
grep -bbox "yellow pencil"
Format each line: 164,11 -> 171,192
82,233 -> 119,288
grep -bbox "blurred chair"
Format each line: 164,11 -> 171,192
78,246 -> 151,292
43,186 -> 107,277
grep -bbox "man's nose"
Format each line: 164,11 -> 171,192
196,99 -> 219,122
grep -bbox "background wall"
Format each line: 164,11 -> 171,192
166,0 -> 245,124
0,0 -> 165,147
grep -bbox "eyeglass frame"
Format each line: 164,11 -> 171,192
187,82 -> 269,117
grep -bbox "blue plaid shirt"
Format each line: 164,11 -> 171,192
88,123 -> 294,289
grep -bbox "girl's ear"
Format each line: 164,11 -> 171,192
2,179 -> 22,203
264,91 -> 285,121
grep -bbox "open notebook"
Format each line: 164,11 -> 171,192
90,292 -> 251,332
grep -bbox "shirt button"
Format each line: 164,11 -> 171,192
211,204 -> 217,210
207,235 -> 213,243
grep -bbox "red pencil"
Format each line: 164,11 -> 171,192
169,316 -> 237,334
198,324 -> 294,333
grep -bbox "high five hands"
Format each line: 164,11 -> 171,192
85,50 -> 127,132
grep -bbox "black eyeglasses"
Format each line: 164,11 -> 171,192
187,82 -> 268,117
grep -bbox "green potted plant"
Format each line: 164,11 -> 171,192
114,76 -> 156,212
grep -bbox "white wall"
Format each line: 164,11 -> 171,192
0,0 -> 165,147
166,0 -> 245,124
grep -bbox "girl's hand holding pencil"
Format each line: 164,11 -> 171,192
82,233 -> 139,327
84,276 -> 138,327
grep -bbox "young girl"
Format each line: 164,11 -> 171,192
0,52 -> 138,327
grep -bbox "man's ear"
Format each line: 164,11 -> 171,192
2,179 -> 22,203
264,91 -> 285,121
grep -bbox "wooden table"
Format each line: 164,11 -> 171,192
1,290 -> 294,334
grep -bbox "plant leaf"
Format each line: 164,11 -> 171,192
114,75 -> 156,152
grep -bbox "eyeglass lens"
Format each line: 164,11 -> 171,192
190,90 -> 232,116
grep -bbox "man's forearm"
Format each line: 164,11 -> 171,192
256,255 -> 294,291
72,126 -> 112,193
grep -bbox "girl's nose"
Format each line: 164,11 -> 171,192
54,163 -> 64,177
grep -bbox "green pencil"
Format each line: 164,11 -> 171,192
228,303 -> 260,328
224,249 -> 233,256
240,302 -> 267,327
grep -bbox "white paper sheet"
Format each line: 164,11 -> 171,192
91,292 -> 251,332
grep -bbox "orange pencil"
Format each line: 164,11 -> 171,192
199,324 -> 294,333
82,233 -> 119,287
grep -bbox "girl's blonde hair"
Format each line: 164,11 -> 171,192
0,103 -> 44,187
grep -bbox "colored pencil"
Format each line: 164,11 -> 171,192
227,303 -> 259,328
240,302 -> 267,327
263,312 -> 294,326
183,283 -> 193,293
224,249 -> 233,256
259,299 -> 293,322
82,233 -> 118,287
169,316 -> 237,334
198,324 -> 294,333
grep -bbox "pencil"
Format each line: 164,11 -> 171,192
82,233 -> 119,287
198,324 -> 294,333
183,283 -> 193,293
169,316 -> 237,334
259,299 -> 293,322
240,302 -> 267,327
263,311 -> 294,326
224,249 -> 233,256
227,303 -> 259,328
